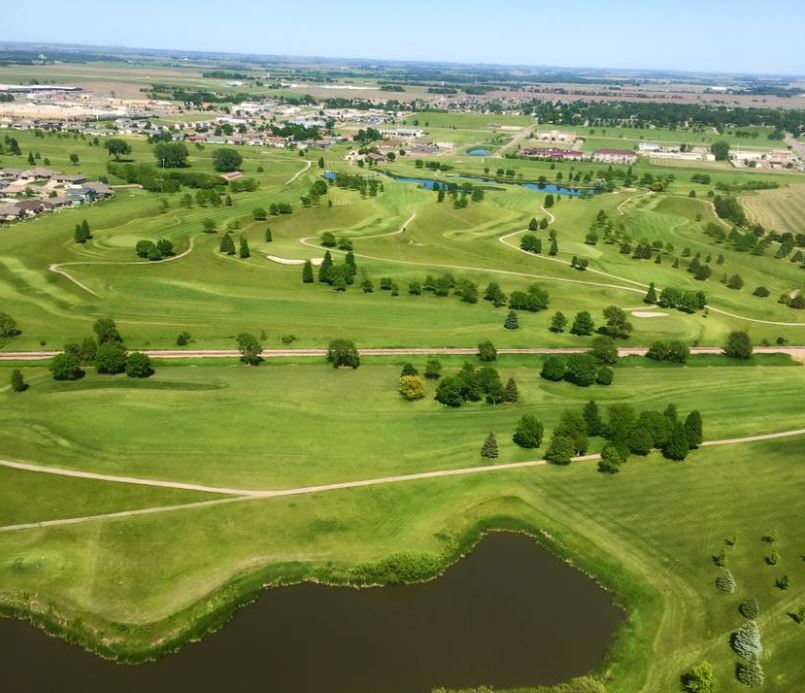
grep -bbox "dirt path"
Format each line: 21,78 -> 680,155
3,346 -> 805,361
285,159 -> 312,185
2,428 -> 803,533
48,236 -> 197,298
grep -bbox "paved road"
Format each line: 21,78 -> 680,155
2,346 -> 805,361
2,428 -> 804,533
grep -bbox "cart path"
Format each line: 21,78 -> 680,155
286,159 -> 312,185
2,427 -> 804,533
2,345 -> 805,361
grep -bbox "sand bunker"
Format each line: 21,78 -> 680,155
267,255 -> 323,266
631,310 -> 668,318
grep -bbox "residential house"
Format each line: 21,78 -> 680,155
83,181 -> 115,198
66,187 -> 97,205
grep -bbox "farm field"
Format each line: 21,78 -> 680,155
1,357 -> 804,692
741,183 -> 805,233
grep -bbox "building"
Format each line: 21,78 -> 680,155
537,129 -> 577,143
379,127 -> 425,139
593,149 -> 638,164
521,147 -> 587,161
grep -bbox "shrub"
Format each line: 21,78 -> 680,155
424,359 -> 442,380
731,620 -> 762,658
596,366 -> 614,386
327,339 -> 359,369
512,414 -> 544,449
50,353 -> 84,381
400,362 -> 418,377
398,375 -> 425,401
716,570 -> 736,593
739,596 -> 760,620
753,286 -> 769,297
735,655 -> 764,688
95,343 -> 127,374
435,376 -> 463,407
597,444 -> 624,474
477,340 -> 497,362
564,353 -> 599,387
724,331 -> 753,359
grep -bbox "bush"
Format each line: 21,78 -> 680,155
681,660 -> 715,693
176,331 -> 192,346
724,331 -> 753,359
545,435 -> 575,465
95,343 -> 127,374
716,570 -> 736,593
589,335 -> 617,364
753,286 -> 769,298
564,353 -> 599,387
125,352 -> 154,378
596,366 -> 614,386
398,375 -> 425,401
512,414 -> 544,449
735,655 -> 764,688
400,362 -> 418,377
435,376 -> 462,406
424,359 -> 442,380
739,596 -> 760,620
731,621 -> 762,658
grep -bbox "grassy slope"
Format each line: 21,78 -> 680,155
741,183 -> 805,234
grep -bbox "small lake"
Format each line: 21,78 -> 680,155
0,534 -> 623,693
388,174 -> 594,197
466,147 -> 491,156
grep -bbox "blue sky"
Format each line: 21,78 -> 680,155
2,0 -> 804,75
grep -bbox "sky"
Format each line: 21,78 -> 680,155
2,0 -> 804,76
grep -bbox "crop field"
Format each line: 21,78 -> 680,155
741,183 -> 805,233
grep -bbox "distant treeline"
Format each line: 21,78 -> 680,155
144,83 -> 254,104
107,162 -> 227,192
202,71 -> 249,80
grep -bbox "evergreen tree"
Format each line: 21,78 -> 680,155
597,444 -> 624,474
302,260 -> 314,283
583,400 -> 604,436
550,311 -> 568,333
502,378 -> 518,403
239,237 -> 250,258
219,233 -> 236,255
74,224 -> 87,243
265,227 -> 273,242
424,359 -> 442,380
345,250 -> 357,281
549,237 -> 558,255
401,362 -> 418,376
685,410 -> 703,449
10,368 -> 27,392
503,310 -> 519,330
629,426 -> 654,455
81,219 -> 91,239
570,311 -> 595,336
545,435 -> 574,465
480,432 -> 499,459
663,421 -> 690,460
644,282 -> 658,304
318,251 -> 334,283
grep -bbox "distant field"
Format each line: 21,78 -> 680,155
741,184 -> 805,233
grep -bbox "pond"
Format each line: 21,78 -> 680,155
386,173 -> 595,197
465,147 -> 491,156
0,533 -> 623,693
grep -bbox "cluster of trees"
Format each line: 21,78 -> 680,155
713,195 -> 748,226
646,340 -> 690,363
301,179 -> 330,207
644,284 -> 707,313
135,238 -> 175,261
430,180 -> 484,209
327,339 -> 360,369
435,362 -> 518,407
541,344 -> 615,388
50,319 -> 154,380
107,162 -> 229,193
73,219 -> 93,244
304,250 -> 358,291
219,233 -> 250,258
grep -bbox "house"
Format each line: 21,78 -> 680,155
1,181 -> 31,196
52,173 -> 87,184
0,167 -> 24,178
20,167 -> 57,180
14,199 -> 49,216
83,181 -> 115,198
0,202 -> 23,220
66,187 -> 97,205
593,149 -> 638,164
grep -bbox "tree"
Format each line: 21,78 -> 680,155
732,621 -> 763,659
644,282 -> 658,304
710,140 -> 730,161
504,310 -> 519,330
302,260 -> 314,283
236,333 -> 263,365
202,218 -> 217,234
544,193 -> 555,208
541,355 -> 566,381
570,311 -> 595,336
502,378 -> 518,403
50,352 -> 83,381
327,339 -> 359,368
629,426 -> 654,455
478,341 -> 497,362
154,141 -> 189,168
0,312 -> 19,339
219,233 -> 236,255
74,224 -> 89,244
607,403 -> 637,456
602,305 -> 633,338
93,318 -> 122,345
663,421 -> 690,460
176,331 -> 192,347
739,596 -> 760,620
550,311 -> 567,333
265,227 -> 273,242
212,148 -> 243,172
126,352 -> 154,378
681,661 -> 715,693
401,362 -> 418,376
565,353 -> 599,387
69,153 -> 79,165
399,375 -> 426,400
239,237 -> 251,259
589,335 -> 618,364
435,376 -> 463,407
735,655 -> 764,688
685,410 -> 703,449
480,433 -> 499,459
95,342 -> 127,374
596,366 -> 614,385
10,368 -> 27,392
583,400 -> 604,436
727,273 -> 744,290
512,414 -> 544,449
156,239 -> 174,257
545,435 -> 574,465
104,138 -> 131,160
252,207 -> 267,221
724,331 -> 753,359
424,359 -> 442,380
598,444 -> 625,474
554,410 -> 589,454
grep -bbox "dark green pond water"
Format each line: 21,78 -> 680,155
0,533 -> 623,693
